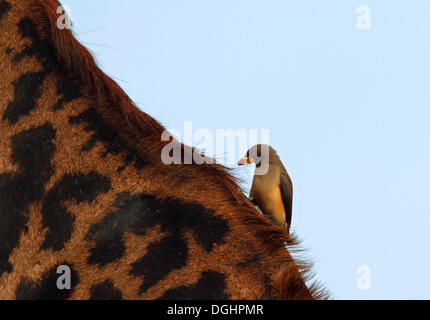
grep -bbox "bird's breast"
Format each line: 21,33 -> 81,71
254,184 -> 286,226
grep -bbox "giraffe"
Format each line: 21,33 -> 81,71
0,0 -> 327,300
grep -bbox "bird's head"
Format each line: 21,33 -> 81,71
238,144 -> 278,174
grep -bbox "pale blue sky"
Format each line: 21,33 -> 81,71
63,0 -> 430,299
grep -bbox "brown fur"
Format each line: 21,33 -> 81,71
0,0 -> 328,299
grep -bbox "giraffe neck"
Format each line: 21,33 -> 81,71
0,0 -> 156,173
0,0 -> 322,300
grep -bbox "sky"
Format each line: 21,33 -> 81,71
62,0 -> 430,299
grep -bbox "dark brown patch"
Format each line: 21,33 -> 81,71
90,280 -> 122,300
0,123 -> 56,275
0,1 -> 11,21
15,263 -> 79,300
159,271 -> 229,300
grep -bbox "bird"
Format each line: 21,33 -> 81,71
238,144 -> 293,232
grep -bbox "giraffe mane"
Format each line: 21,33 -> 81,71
29,0 -> 329,300
31,0 -> 245,204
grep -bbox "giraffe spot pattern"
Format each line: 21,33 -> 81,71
2,71 -> 45,124
2,18 -> 81,124
159,271 -> 229,300
69,108 -> 148,171
86,192 -> 229,293
0,0 -> 11,21
0,123 -> 56,275
0,7 -> 285,299
86,192 -> 229,264
90,280 -> 123,300
15,263 -> 79,300
52,74 -> 81,111
12,18 -> 57,72
131,234 -> 189,294
41,172 -> 112,251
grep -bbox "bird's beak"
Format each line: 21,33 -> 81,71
238,157 -> 251,165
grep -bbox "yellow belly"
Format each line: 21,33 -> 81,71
256,186 -> 286,226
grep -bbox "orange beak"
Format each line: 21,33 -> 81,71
238,157 -> 251,166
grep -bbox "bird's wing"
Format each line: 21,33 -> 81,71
279,164 -> 293,229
